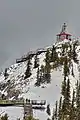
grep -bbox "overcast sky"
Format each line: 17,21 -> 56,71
0,0 -> 80,69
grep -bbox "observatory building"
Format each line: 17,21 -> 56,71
57,23 -> 72,41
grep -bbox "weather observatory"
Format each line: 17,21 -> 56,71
57,23 -> 72,42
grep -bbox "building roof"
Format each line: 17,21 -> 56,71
57,32 -> 71,36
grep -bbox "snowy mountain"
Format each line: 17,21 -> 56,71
0,39 -> 80,120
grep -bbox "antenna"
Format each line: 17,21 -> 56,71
61,23 -> 67,33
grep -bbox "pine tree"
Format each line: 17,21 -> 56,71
62,78 -> 71,119
44,49 -> 51,83
61,98 -> 66,120
68,44 -> 72,58
44,72 -> 51,84
66,78 -> 71,109
71,64 -> 74,77
35,67 -> 40,86
76,82 -> 80,120
40,65 -> 45,83
4,68 -> 9,79
62,44 -> 65,56
54,101 -> 58,120
45,49 -> 51,73
47,118 -> 51,120
61,77 -> 67,119
61,76 -> 66,97
69,89 -> 76,120
34,55 -> 39,68
46,104 -> 51,116
76,80 -> 78,92
72,42 -> 78,63
37,67 -> 40,81
24,59 -> 32,79
38,65 -> 44,85
58,97 -> 62,120
50,45 -> 57,62
72,90 -> 75,109
1,114 -> 8,120
63,56 -> 69,77
35,65 -> 46,86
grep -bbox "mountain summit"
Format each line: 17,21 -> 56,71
0,24 -> 80,120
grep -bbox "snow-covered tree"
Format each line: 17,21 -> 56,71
76,82 -> 80,120
34,55 -> 39,68
69,89 -> 76,120
1,114 -> 8,120
24,59 -> 32,79
46,104 -> 51,116
50,45 -> 57,62
61,76 -> 66,97
54,101 -> 58,120
4,68 -> 9,79
58,97 -> 62,120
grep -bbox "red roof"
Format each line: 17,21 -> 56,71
57,32 -> 71,36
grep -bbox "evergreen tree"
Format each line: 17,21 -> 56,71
38,65 -> 44,84
62,98 -> 66,119
62,78 -> 71,119
44,49 -> 51,83
76,80 -> 78,92
68,44 -> 72,58
72,42 -> 78,63
45,49 -> 51,73
40,65 -> 45,83
37,67 -> 40,81
46,104 -> 51,116
58,97 -> 62,120
69,89 -> 76,120
34,55 -> 39,68
72,90 -> 75,109
24,59 -> 32,79
61,76 -> 66,97
35,65 -> 46,86
1,114 -> 8,120
62,44 -> 65,56
47,118 -> 51,120
35,67 -> 40,86
66,78 -> 71,109
54,101 -> 58,120
50,45 -> 57,62
61,77 -> 67,119
4,68 -> 9,79
76,82 -> 80,120
44,72 -> 51,84
71,64 -> 74,77
63,56 -> 69,77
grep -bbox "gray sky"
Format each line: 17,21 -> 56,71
0,0 -> 80,69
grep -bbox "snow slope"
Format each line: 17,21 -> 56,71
0,39 -> 79,120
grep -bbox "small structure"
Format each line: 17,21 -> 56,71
57,23 -> 72,41
36,48 -> 46,55
26,99 -> 46,110
31,100 -> 46,105
16,48 -> 46,63
16,51 -> 35,63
